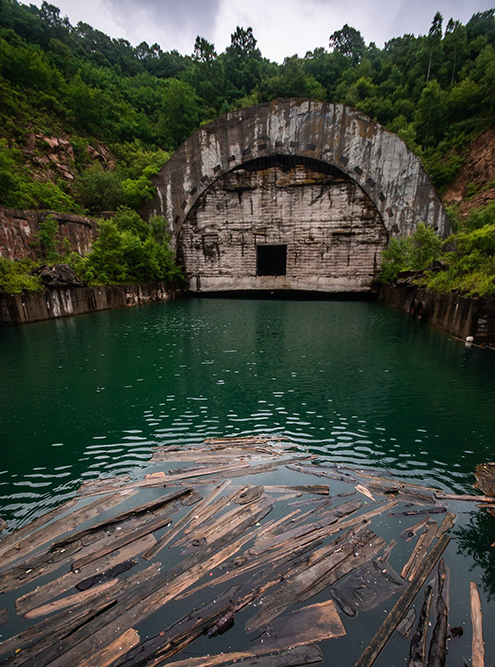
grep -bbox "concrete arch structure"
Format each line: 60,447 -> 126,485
147,99 -> 450,293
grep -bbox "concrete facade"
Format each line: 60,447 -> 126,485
147,99 -> 450,293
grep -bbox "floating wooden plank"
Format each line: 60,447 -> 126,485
402,522 -> 438,581
77,629 -> 140,667
436,512 -> 456,537
251,600 -> 345,651
470,581 -> 485,667
396,607 -> 416,639
0,564 -> 161,666
399,517 -> 430,541
71,510 -> 175,571
434,492 -> 494,502
142,482 -> 230,560
51,487 -> 190,550
247,527 -> 385,632
235,486 -> 264,505
164,645 -> 323,667
0,492 -> 135,570
249,498 -> 363,556
426,558 -> 448,667
331,560 -> 405,617
355,484 -> 375,501
15,534 -> 156,616
0,498 -> 78,556
353,533 -> 451,667
408,584 -> 433,667
264,485 -> 330,496
23,579 -> 119,619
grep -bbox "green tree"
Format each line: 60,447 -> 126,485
329,24 -> 365,65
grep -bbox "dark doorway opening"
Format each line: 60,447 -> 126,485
257,245 -> 287,276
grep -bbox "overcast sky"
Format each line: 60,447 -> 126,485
33,0 -> 495,62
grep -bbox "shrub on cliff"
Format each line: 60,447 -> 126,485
0,258 -> 43,294
380,222 -> 442,283
71,215 -> 181,286
381,204 -> 495,297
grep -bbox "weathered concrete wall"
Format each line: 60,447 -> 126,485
182,162 -> 387,292
146,99 -> 450,250
379,284 -> 495,347
0,283 -> 177,325
0,207 -> 97,260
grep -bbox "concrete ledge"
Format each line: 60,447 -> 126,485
379,284 -> 495,347
0,283 -> 179,325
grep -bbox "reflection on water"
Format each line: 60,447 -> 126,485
1,297 -> 495,530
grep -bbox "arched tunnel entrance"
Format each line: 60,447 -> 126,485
145,100 -> 450,293
179,155 -> 388,293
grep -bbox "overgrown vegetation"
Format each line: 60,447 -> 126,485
1,1 -> 495,295
0,2 -> 495,208
0,210 -> 181,294
380,203 -> 495,297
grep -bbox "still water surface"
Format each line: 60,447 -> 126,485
1,297 -> 495,662
1,297 -> 495,526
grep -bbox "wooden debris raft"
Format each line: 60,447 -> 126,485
0,435 -> 473,667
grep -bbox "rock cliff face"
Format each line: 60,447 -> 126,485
443,123 -> 495,217
22,132 -> 116,186
0,207 -> 97,260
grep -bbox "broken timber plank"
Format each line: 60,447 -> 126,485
426,559 -> 448,667
246,527 -> 385,632
164,645 -> 324,667
408,584 -> 433,667
249,498 -> 363,556
77,629 -> 140,667
23,579 -> 119,619
0,564 -> 161,666
0,498 -> 78,556
401,521 -> 438,581
250,600 -> 345,651
470,581 -> 485,667
15,534 -> 156,616
142,482 -> 230,560
50,487 -> 191,550
436,512 -> 456,537
0,492 -> 136,570
353,533 -> 451,667
71,510 -> 175,571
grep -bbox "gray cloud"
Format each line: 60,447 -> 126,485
105,0 -> 222,51
34,0 -> 495,61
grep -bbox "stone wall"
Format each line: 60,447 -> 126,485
379,284 -> 495,348
182,161 -> 387,292
0,206 -> 97,260
0,283 -> 177,325
146,100 -> 450,260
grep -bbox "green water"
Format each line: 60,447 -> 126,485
1,297 -> 495,663
1,297 -> 495,525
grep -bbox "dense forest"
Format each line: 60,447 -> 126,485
0,0 -> 495,294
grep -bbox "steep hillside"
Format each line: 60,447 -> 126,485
443,124 -> 495,217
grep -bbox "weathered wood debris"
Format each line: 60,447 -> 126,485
0,437 -> 490,667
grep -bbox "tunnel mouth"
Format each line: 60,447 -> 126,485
233,154 -> 351,180
256,244 -> 287,276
